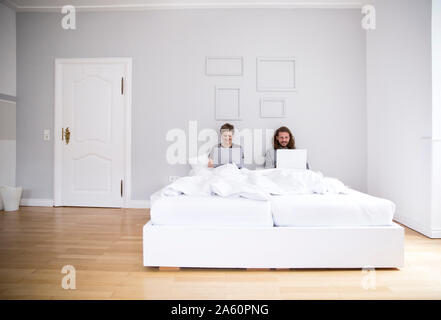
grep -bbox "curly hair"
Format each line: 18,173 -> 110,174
273,126 -> 295,149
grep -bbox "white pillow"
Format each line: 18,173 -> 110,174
188,153 -> 209,173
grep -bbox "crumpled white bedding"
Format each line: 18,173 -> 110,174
161,163 -> 348,201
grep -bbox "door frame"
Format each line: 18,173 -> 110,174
53,57 -> 133,207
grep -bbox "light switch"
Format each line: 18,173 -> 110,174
43,129 -> 50,141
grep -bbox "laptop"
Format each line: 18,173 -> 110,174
276,149 -> 307,169
212,146 -> 242,167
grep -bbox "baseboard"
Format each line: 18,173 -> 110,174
394,214 -> 431,238
395,214 -> 441,239
20,198 -> 54,207
19,198 -> 150,209
430,228 -> 441,238
125,200 -> 150,209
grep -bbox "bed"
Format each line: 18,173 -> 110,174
143,165 -> 404,269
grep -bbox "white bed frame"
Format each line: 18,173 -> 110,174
143,222 -> 404,269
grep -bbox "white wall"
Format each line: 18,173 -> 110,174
0,2 -> 16,187
366,0 -> 437,237
431,0 -> 441,236
16,9 -> 367,200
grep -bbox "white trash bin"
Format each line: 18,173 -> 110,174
0,186 -> 23,212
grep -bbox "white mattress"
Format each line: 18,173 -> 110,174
270,189 -> 395,227
150,193 -> 273,227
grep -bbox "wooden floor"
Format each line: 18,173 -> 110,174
0,206 -> 440,300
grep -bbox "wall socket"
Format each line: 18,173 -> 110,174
169,176 -> 180,182
43,129 -> 50,141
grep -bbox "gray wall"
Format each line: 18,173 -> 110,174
0,2 -> 16,97
0,99 -> 16,187
366,0 -> 433,234
0,100 -> 16,140
16,9 -> 366,200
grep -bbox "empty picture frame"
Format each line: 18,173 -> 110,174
215,86 -> 241,120
256,57 -> 296,92
260,98 -> 286,118
206,57 -> 243,76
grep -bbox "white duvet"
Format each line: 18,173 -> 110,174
162,164 -> 348,201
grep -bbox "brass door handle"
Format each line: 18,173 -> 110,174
62,127 -> 71,145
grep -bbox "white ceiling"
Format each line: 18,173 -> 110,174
3,0 -> 366,12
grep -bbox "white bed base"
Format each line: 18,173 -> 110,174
143,222 -> 404,269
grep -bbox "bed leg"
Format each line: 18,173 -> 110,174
159,267 -> 180,271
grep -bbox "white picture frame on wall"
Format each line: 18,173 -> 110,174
215,86 -> 241,120
256,57 -> 296,92
260,97 -> 286,118
206,57 -> 243,76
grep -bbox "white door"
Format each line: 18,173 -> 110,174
55,59 -> 130,207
